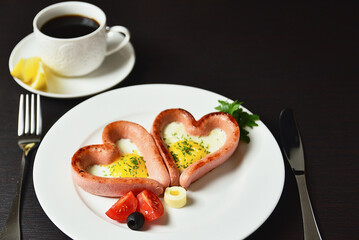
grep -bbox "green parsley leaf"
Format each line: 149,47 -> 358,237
215,100 -> 259,143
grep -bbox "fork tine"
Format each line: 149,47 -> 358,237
18,94 -> 42,136
30,94 -> 35,134
18,94 -> 24,136
24,94 -> 30,134
36,94 -> 42,135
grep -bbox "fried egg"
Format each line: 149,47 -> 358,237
87,139 -> 148,178
163,122 -> 226,171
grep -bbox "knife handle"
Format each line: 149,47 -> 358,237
295,174 -> 322,240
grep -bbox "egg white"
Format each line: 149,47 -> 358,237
162,122 -> 226,154
116,139 -> 141,155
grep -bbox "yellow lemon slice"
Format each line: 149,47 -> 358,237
11,57 -> 48,91
30,61 -> 47,91
164,186 -> 187,208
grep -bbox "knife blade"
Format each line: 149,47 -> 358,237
280,108 -> 305,175
279,108 -> 322,240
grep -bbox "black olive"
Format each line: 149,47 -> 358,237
127,212 -> 145,230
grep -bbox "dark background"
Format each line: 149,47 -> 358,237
0,0 -> 358,239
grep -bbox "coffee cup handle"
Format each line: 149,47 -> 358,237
105,26 -> 130,56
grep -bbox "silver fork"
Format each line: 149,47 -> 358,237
0,94 -> 42,240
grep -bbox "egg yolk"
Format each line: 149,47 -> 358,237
105,153 -> 148,178
168,139 -> 209,171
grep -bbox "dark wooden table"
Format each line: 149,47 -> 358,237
0,1 -> 357,239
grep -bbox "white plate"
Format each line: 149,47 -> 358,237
33,84 -> 284,240
9,33 -> 135,98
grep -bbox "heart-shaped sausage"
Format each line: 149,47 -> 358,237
72,121 -> 170,197
151,108 -> 240,189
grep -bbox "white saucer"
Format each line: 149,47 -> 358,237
9,33 -> 135,98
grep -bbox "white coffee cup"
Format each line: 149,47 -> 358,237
33,1 -> 130,77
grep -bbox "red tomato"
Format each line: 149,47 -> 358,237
137,190 -> 164,221
105,191 -> 138,222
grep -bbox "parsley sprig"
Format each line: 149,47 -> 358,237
215,100 -> 259,143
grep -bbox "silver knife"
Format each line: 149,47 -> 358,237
279,108 -> 322,240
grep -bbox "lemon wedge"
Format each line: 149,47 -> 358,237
164,186 -> 187,208
11,57 -> 48,91
30,61 -> 47,90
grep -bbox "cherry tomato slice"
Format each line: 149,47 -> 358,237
137,190 -> 164,221
105,191 -> 138,222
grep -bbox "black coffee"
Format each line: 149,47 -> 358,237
40,15 -> 100,38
